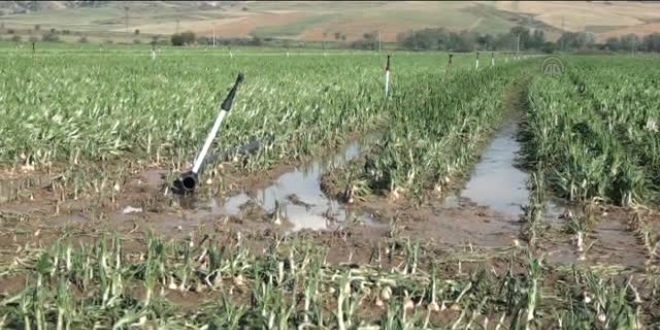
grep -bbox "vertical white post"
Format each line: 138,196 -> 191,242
385,70 -> 390,97
151,43 -> 156,61
384,54 -> 391,97
491,52 -> 495,67
475,52 -> 479,70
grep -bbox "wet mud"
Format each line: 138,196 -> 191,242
175,141 -> 383,233
0,130 -> 654,271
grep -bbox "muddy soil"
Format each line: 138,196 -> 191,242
0,125 -> 655,273
1,178 -> 650,272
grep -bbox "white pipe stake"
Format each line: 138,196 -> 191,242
192,110 -> 228,174
385,70 -> 390,97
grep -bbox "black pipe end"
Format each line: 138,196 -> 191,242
171,171 -> 199,195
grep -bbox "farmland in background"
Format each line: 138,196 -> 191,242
1,1 -> 660,45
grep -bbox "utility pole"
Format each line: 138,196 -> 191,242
176,19 -> 180,34
378,30 -> 381,53
561,15 -> 565,52
124,6 -> 129,34
213,23 -> 216,47
585,31 -> 597,49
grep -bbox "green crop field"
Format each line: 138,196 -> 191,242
1,42 -> 660,329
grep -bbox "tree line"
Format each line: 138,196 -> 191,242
169,27 -> 660,54
389,26 -> 553,53
390,26 -> 660,53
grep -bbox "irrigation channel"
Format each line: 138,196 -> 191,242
158,120 -> 564,235
106,116 -> 650,266
158,139 -> 384,233
444,120 -> 562,219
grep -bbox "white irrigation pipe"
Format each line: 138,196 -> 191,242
174,73 -> 244,194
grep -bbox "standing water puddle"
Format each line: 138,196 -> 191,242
217,141 -> 381,232
440,123 -> 645,267
449,122 -> 561,218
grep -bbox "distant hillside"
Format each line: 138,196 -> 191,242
1,1 -> 659,43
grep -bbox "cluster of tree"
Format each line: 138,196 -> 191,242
188,35 -> 312,48
41,32 -> 58,42
602,33 -> 660,52
347,31 -> 377,50
175,31 -> 311,48
196,35 -> 265,47
393,26 -> 555,53
392,25 -> 660,53
170,31 -> 196,46
555,31 -> 597,51
171,31 -> 267,47
550,31 -> 660,53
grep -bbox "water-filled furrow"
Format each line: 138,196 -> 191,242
447,121 -> 562,218
189,140 -> 382,232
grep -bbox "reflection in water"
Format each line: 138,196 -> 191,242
451,122 -> 561,217
220,141 -> 381,232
